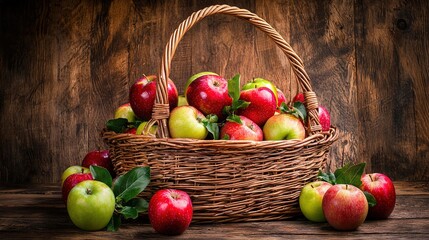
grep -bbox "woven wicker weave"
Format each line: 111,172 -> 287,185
103,4 -> 339,223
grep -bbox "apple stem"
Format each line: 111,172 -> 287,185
345,184 -> 348,190
86,188 -> 92,195
369,174 -> 374,182
310,184 -> 314,188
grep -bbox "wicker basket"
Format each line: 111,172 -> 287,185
103,5 -> 339,223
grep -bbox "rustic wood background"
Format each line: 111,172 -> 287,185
1,0 -> 428,184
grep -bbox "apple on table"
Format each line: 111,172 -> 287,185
148,189 -> 193,236
62,170 -> 93,203
61,165 -> 90,186
361,173 -> 396,219
299,181 -> 332,222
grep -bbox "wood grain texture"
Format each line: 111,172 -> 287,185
0,0 -> 428,184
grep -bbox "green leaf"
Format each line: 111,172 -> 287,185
317,170 -> 336,185
228,74 -> 241,102
106,118 -> 128,133
107,214 -> 121,232
226,114 -> 242,124
293,101 -> 307,122
113,167 -> 150,202
222,134 -> 230,140
125,198 -> 148,213
202,114 -> 219,140
119,206 -> 139,219
90,165 -> 113,188
334,163 -> 366,187
364,191 -> 377,207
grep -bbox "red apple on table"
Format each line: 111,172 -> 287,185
114,103 -> 136,122
62,171 -> 93,203
185,73 -> 232,120
61,165 -> 90,186
148,189 -> 193,236
361,173 -> 396,219
168,105 -> 208,139
299,181 -> 332,222
129,75 -> 178,121
322,184 -> 368,231
81,150 -> 114,177
237,86 -> 277,126
220,115 -> 263,141
263,113 -> 306,140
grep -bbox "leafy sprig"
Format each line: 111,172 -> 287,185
317,163 -> 377,207
278,101 -> 307,122
106,118 -> 142,133
90,165 -> 150,231
223,74 -> 250,124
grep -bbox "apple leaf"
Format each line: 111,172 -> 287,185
226,114 -> 242,124
334,163 -> 366,187
317,170 -> 336,185
364,191 -> 377,207
278,102 -> 307,122
118,206 -> 138,219
202,114 -> 219,140
106,118 -> 129,133
228,74 -> 241,102
107,214 -> 121,232
113,167 -> 150,202
90,165 -> 112,188
222,134 -> 230,140
125,198 -> 148,213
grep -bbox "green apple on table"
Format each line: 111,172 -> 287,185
67,180 -> 115,231
299,181 -> 332,222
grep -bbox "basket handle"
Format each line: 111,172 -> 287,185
151,4 -> 322,138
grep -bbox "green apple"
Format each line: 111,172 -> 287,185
67,180 -> 115,231
61,166 -> 90,186
136,121 -> 158,135
299,181 -> 332,222
185,71 -> 218,97
168,105 -> 208,139
178,95 -> 188,106
263,113 -> 306,140
242,78 -> 278,105
114,103 -> 136,122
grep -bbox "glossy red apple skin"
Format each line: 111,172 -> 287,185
361,173 -> 396,219
148,189 -> 193,236
276,88 -> 287,107
185,74 -> 232,120
292,92 -> 305,103
318,106 -> 331,131
129,75 -> 178,121
62,172 -> 93,203
237,87 -> 277,127
81,150 -> 114,177
322,184 -> 368,231
220,116 -> 263,141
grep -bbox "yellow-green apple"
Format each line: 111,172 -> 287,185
136,121 -> 158,135
322,184 -> 368,231
178,95 -> 188,106
61,165 -> 90,186
242,78 -> 278,105
81,150 -> 114,178
148,189 -> 193,235
361,173 -> 396,219
67,180 -> 115,231
114,103 -> 136,122
129,75 -> 178,121
263,113 -> 306,140
237,87 -> 277,126
168,105 -> 208,139
276,88 -> 287,108
299,181 -> 332,222
220,115 -> 263,140
185,74 -> 232,120
62,171 -> 93,203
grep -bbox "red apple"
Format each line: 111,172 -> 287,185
220,115 -> 263,141
276,88 -> 287,107
292,92 -> 305,104
129,75 -> 178,121
263,113 -> 306,140
62,171 -> 93,203
148,189 -> 193,236
237,87 -> 277,126
81,150 -> 114,177
318,105 -> 331,131
361,173 -> 396,219
185,74 -> 232,120
322,184 -> 368,231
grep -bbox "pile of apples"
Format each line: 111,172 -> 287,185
299,171 -> 396,231
61,150 -> 193,235
114,71 -> 332,140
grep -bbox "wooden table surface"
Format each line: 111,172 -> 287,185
1,181 -> 428,239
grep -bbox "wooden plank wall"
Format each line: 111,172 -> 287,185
1,0 -> 428,184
